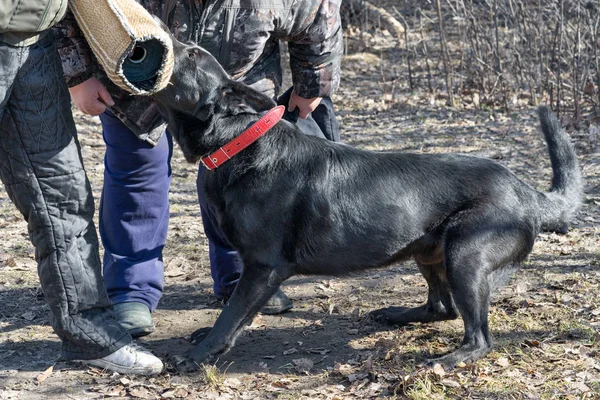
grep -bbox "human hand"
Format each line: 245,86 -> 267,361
69,77 -> 115,116
288,89 -> 322,119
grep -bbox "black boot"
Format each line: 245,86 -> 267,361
216,287 -> 293,315
260,288 -> 294,315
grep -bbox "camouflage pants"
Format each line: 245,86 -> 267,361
0,32 -> 130,360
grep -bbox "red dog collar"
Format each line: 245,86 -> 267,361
200,105 -> 285,170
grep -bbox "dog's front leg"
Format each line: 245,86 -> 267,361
171,262 -> 292,373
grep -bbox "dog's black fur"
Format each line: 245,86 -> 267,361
154,39 -> 583,372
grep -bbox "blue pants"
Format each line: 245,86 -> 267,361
100,111 -> 172,311
100,89 -> 339,306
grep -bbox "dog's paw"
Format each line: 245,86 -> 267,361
424,345 -> 488,370
424,349 -> 466,369
423,359 -> 453,371
369,306 -> 412,325
170,354 -> 201,373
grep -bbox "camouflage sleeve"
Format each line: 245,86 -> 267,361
52,10 -> 96,87
278,0 -> 343,98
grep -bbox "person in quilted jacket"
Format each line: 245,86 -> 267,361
56,0 -> 343,337
0,0 -> 163,374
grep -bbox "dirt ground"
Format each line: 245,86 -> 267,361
1,28 -> 600,400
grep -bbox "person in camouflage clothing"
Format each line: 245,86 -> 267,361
55,0 -> 343,336
0,0 -> 163,374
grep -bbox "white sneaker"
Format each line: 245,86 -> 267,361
79,343 -> 164,375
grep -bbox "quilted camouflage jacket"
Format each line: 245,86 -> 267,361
54,0 -> 342,145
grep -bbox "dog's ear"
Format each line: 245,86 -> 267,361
193,90 -> 217,121
221,81 -> 277,115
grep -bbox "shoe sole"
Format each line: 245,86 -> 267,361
78,359 -> 163,376
260,303 -> 293,315
129,326 -> 156,339
217,295 -> 294,315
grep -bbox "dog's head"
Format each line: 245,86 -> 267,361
154,38 -> 276,125
153,38 -> 276,161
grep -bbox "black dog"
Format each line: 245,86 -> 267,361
154,40 -> 582,372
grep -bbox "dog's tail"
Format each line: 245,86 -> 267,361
537,106 -> 583,233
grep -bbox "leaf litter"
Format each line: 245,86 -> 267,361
1,9 -> 600,399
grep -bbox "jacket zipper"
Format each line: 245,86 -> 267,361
186,0 -> 200,42
219,8 -> 235,67
196,0 -> 234,67
196,0 -> 215,43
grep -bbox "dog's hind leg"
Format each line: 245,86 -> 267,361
172,262 -> 293,372
426,218 -> 532,368
427,257 -> 493,368
370,260 -> 459,326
